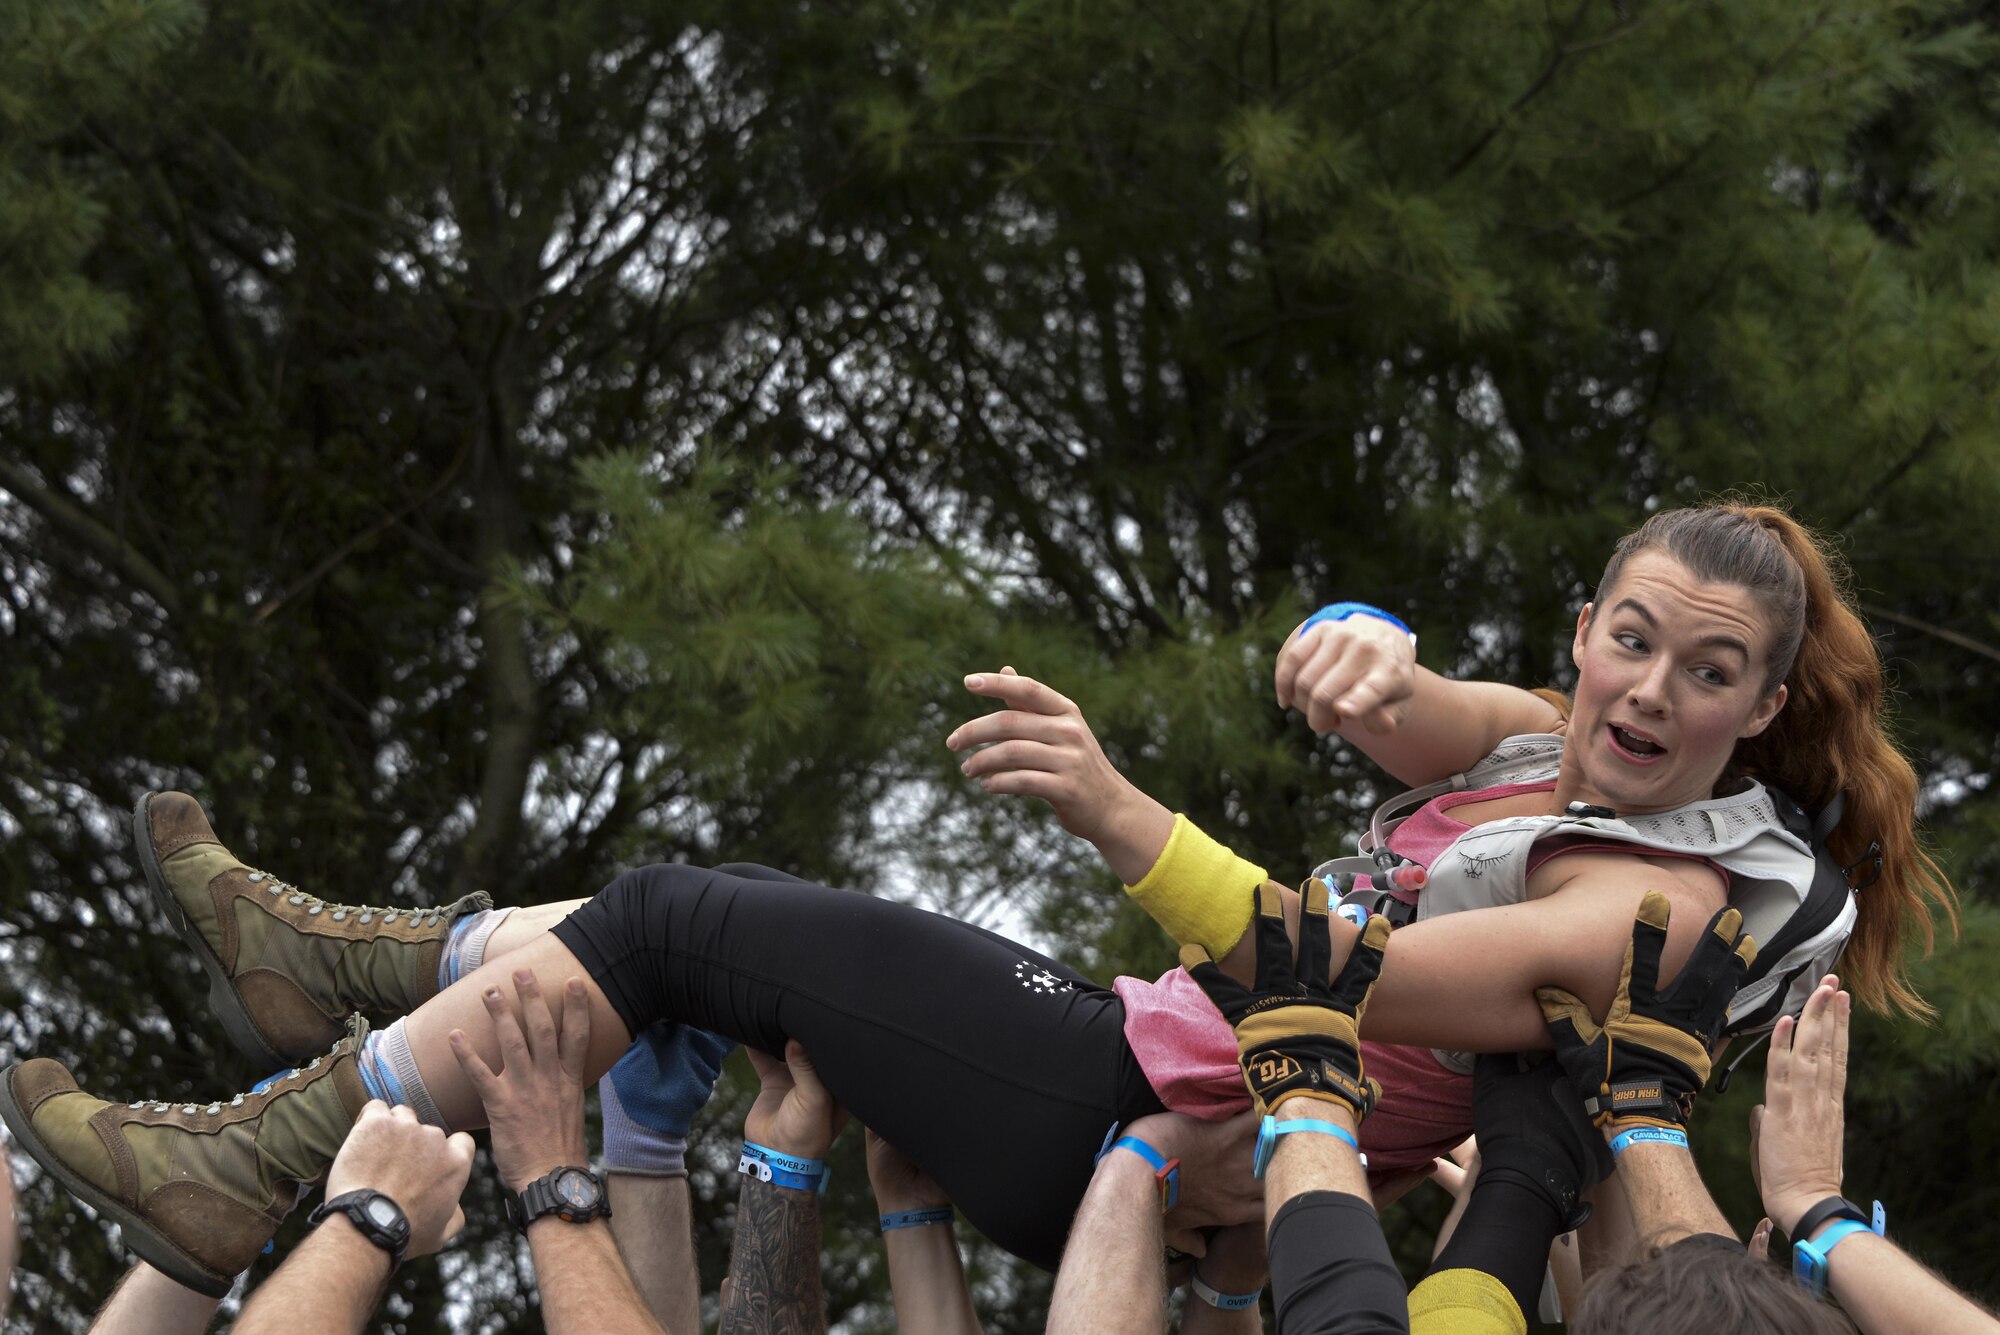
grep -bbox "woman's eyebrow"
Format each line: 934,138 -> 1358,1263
1612,597 -> 1749,661
1611,597 -> 1658,626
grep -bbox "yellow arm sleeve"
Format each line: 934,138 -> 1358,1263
1122,813 -> 1267,957
1408,1268 -> 1528,1335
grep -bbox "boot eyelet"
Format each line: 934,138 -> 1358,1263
359,912 -> 373,924
288,894 -> 307,905
180,1105 -> 198,1115
331,910 -> 347,921
307,904 -> 323,915
248,872 -> 265,883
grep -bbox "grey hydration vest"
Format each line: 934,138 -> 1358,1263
1313,734 -> 1860,1069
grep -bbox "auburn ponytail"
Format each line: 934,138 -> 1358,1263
1599,501 -> 1959,1018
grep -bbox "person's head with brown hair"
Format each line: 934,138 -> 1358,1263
1572,1235 -> 1857,1335
1566,498 -> 1957,1018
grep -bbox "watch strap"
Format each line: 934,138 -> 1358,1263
1788,1195 -> 1870,1244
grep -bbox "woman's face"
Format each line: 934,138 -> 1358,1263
1567,549 -> 1788,815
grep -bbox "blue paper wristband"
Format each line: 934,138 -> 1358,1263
737,1141 -> 830,1195
1299,602 -> 1413,641
1190,1272 -> 1262,1311
879,1207 -> 955,1232
1609,1126 -> 1688,1157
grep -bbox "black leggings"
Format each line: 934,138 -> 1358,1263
551,862 -> 1166,1269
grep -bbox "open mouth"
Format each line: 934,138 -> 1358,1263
1607,724 -> 1666,761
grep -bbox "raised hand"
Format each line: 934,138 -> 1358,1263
948,667 -> 1172,884
1273,613 -> 1416,736
1749,975 -> 1850,1236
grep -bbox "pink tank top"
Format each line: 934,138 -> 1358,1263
1114,782 -> 1725,1171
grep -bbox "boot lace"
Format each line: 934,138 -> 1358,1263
245,870 -> 450,927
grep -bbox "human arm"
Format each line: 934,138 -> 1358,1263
1604,1138 -> 1734,1244
1417,1054 -> 1606,1323
234,1100 -> 476,1335
1179,1223 -> 1268,1334
599,1020 -> 737,1332
606,1175 -> 701,1332
448,970 -> 665,1335
1754,977 -> 1999,1334
1183,885 -> 1408,1335
718,1042 -> 845,1335
1047,1143 -> 1170,1335
1535,889 -> 1753,1254
86,1263 -> 221,1335
864,1128 -> 982,1335
1273,612 -> 1564,787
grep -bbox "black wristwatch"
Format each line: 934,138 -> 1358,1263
506,1165 -> 612,1232
1787,1195 -> 1871,1242
307,1189 -> 411,1269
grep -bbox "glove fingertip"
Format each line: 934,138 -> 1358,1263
1358,914 -> 1393,953
1734,933 -> 1758,970
1636,890 -> 1673,930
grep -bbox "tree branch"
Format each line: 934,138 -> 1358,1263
1859,601 -> 2000,667
0,457 -> 182,616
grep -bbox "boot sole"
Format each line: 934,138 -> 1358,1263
0,1066 -> 237,1299
133,793 -> 294,1071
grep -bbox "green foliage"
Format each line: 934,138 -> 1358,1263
2,0 -> 1999,1328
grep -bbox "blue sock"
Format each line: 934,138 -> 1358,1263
354,1020 -> 449,1129
437,906 -> 516,990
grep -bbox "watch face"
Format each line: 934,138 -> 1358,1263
555,1169 -> 600,1209
364,1197 -> 402,1229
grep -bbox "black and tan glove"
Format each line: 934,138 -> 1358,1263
1181,882 -> 1392,1119
1536,890 -> 1757,1130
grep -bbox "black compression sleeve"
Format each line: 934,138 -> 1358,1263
1429,1167 -> 1565,1317
1267,1191 -> 1410,1335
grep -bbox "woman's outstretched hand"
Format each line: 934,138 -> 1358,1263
1274,613 -> 1416,736
947,667 -> 1173,885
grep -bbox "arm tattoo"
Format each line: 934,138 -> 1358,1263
719,1178 -> 826,1335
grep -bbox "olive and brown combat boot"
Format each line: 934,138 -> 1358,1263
135,791 -> 490,1068
0,1018 -> 370,1297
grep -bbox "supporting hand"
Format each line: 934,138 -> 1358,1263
323,1101 -> 476,1259
1749,975 -> 1849,1236
745,1042 -> 847,1162
447,969 -> 592,1193
1537,891 -> 1754,1130
1182,882 -> 1390,1119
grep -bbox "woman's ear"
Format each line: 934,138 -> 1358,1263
1571,602 -> 1594,667
1740,683 -> 1789,739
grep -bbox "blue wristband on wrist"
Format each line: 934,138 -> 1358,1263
1190,1271 -> 1263,1311
1253,1114 -> 1361,1178
1299,602 -> 1414,641
879,1207 -> 955,1232
1102,1135 -> 1182,1211
1608,1126 -> 1688,1157
737,1141 -> 831,1195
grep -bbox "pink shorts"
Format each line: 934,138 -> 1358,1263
1356,1039 -> 1474,1180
